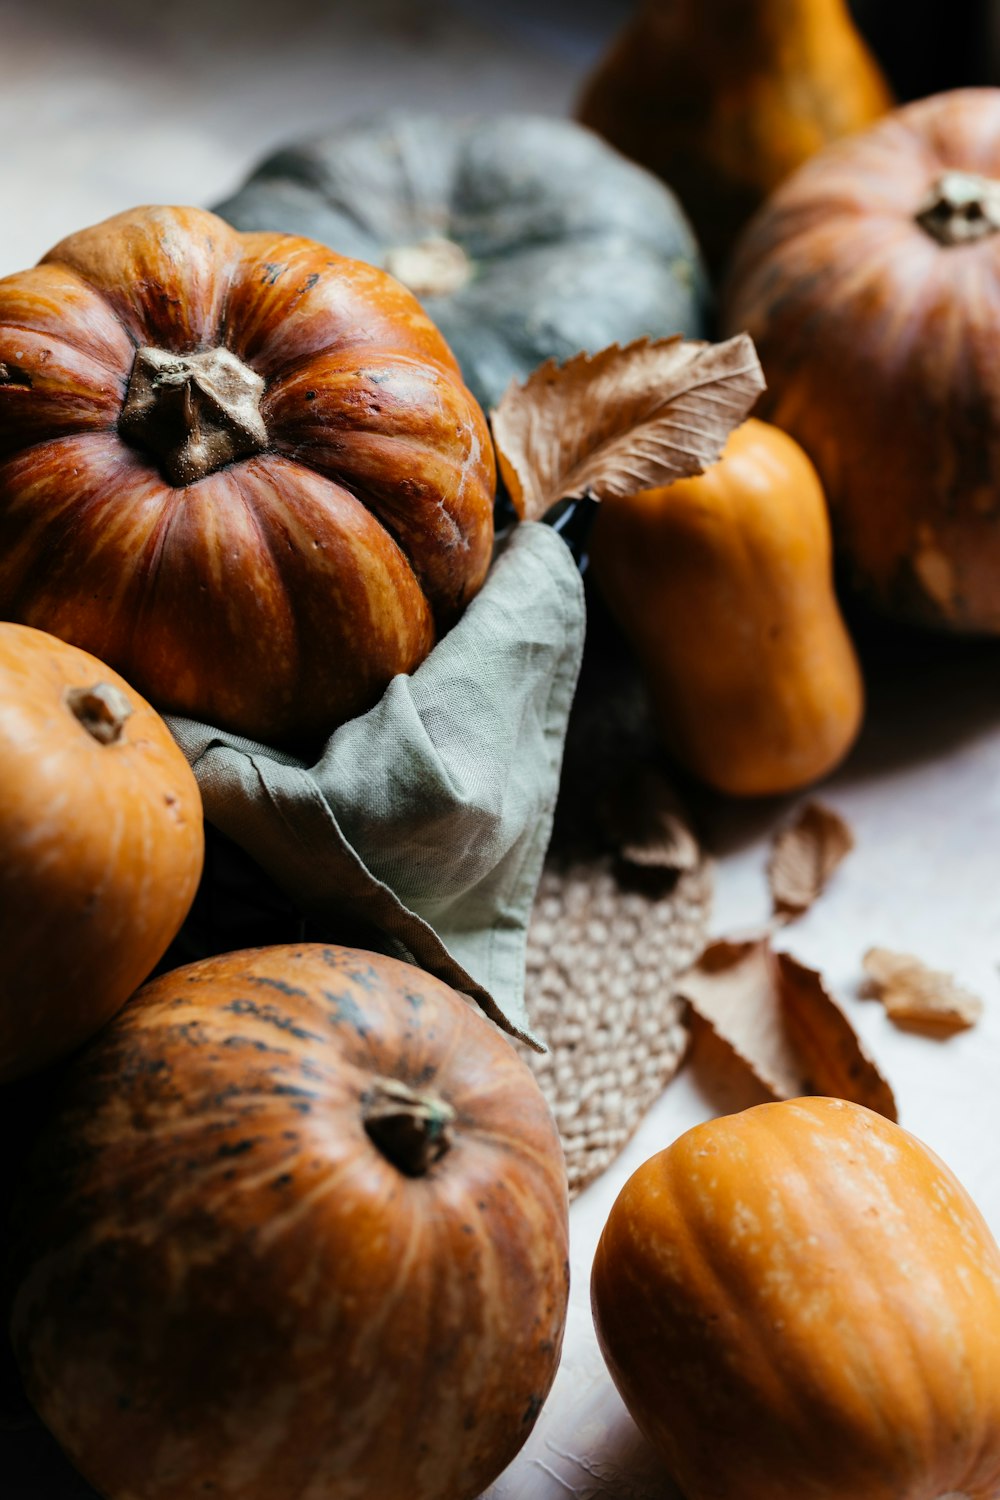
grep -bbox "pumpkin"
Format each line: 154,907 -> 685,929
724,88 -> 1000,634
592,1096 -> 1000,1500
589,418 -> 863,797
213,111 -> 710,413
577,0 -> 891,271
0,622 -> 203,1082
0,204 -> 495,746
8,943 -> 570,1500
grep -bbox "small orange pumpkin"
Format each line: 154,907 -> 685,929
592,1097 -> 1000,1500
0,206 -> 495,745
589,418 -> 863,797
9,943 -> 570,1500
0,622 -> 203,1081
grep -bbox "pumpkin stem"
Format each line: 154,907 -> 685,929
916,172 -> 1000,246
65,683 -> 133,745
362,1076 -> 455,1177
119,345 -> 268,487
382,237 -> 472,300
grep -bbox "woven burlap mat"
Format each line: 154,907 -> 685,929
521,599 -> 714,1197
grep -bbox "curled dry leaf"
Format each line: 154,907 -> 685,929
599,762 -> 700,874
768,800 -> 855,921
678,936 -> 896,1120
680,937 -> 803,1098
490,334 -> 765,522
862,947 -> 983,1031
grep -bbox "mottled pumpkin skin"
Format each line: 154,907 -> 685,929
725,89 -> 1000,633
0,205 -> 495,745
590,419 -> 863,797
0,623 -> 203,1081
592,1097 -> 1000,1500
215,112 -> 710,413
578,0 -> 891,271
9,944 -> 570,1500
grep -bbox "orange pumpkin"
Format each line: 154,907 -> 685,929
589,418 -> 863,797
0,622 -> 203,1081
578,0 -> 891,270
0,205 -> 495,745
592,1097 -> 1000,1500
725,87 -> 1000,632
8,943 -> 570,1500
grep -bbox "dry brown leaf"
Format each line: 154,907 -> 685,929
599,763 -> 700,873
779,952 -> 897,1120
490,334 -> 765,522
768,800 -> 855,921
679,937 -> 804,1097
678,937 -> 896,1120
862,947 -> 983,1031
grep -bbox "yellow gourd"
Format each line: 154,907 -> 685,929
589,418 -> 863,796
592,1097 -> 1000,1500
578,0 -> 892,270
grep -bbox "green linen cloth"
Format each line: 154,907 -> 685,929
166,521 -> 585,1047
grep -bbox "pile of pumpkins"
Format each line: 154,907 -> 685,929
3,0 -> 1000,1494
0,207 -> 572,1500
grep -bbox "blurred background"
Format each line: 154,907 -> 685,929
0,0 -> 997,274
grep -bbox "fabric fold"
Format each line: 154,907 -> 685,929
167,521 -> 585,1046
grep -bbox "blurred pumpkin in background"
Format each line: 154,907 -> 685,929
725,87 -> 1000,633
214,111 -> 710,414
578,0 -> 892,271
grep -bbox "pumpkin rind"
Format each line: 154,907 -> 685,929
214,112 -> 710,412
724,88 -> 1000,633
578,0 -> 891,271
9,943 -> 570,1500
592,1097 -> 1000,1500
589,418 -> 864,796
0,622 -> 204,1081
0,205 -> 495,744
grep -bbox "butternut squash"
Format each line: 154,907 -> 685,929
589,418 -> 863,797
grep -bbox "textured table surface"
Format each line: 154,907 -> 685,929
2,4 -> 999,1497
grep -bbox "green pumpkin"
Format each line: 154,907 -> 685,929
214,112 -> 710,412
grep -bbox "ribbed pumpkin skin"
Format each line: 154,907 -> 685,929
592,1097 -> 1000,1500
215,112 -> 709,413
589,419 -> 863,797
0,205 -> 495,745
9,944 -> 570,1500
724,89 -> 1000,633
0,622 -> 203,1081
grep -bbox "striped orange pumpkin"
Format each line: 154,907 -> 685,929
0,206 -> 495,745
9,943 -> 570,1500
592,1097 -> 1000,1500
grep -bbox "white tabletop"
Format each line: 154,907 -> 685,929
3,6 -> 999,1497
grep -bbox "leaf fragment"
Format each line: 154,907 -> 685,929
768,800 -> 855,921
678,937 -> 896,1120
862,947 -> 983,1031
680,937 -> 803,1097
490,334 -> 765,522
599,763 -> 700,873
778,952 -> 897,1120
